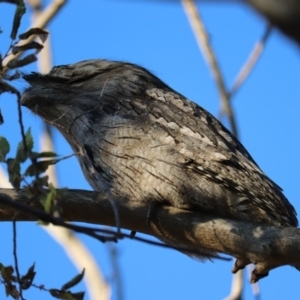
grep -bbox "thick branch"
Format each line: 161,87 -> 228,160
0,188 -> 299,281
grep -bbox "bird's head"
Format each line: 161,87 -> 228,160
21,59 -> 169,131
23,60 -> 168,111
21,59 -> 171,147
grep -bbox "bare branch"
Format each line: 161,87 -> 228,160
12,219 -> 24,300
106,242 -> 124,300
229,25 -> 272,98
181,0 -> 238,136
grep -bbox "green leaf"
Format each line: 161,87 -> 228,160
49,289 -> 85,300
0,80 -> 19,95
0,136 -> 10,161
69,292 -> 85,300
37,175 -> 49,187
25,160 -> 55,177
61,269 -> 85,291
25,128 -> 34,150
43,186 -> 56,213
16,128 -> 34,162
0,263 -> 14,282
11,41 -> 44,55
7,54 -> 37,69
19,28 -> 49,43
20,263 -> 36,290
38,185 -> 66,215
10,0 -> 26,40
5,283 -> 19,299
6,158 -> 21,189
31,151 -> 58,159
0,109 -> 3,124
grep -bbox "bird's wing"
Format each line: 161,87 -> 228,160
144,88 -> 298,227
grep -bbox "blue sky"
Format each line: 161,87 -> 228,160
1,1 -> 300,299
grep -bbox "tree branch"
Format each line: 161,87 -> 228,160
229,24 -> 272,98
182,0 -> 238,137
0,188 -> 299,282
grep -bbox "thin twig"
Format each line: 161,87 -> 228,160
2,83 -> 28,152
181,0 -> 238,137
16,90 -> 28,152
12,218 -> 24,300
107,241 -> 124,300
229,25 -> 272,98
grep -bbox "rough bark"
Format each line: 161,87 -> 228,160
0,188 -> 299,282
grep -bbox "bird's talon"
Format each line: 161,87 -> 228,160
251,270 -> 269,283
232,259 -> 249,273
147,203 -> 157,227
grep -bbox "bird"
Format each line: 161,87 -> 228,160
21,59 -> 298,275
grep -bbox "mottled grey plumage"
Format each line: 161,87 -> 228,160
21,60 -> 298,232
